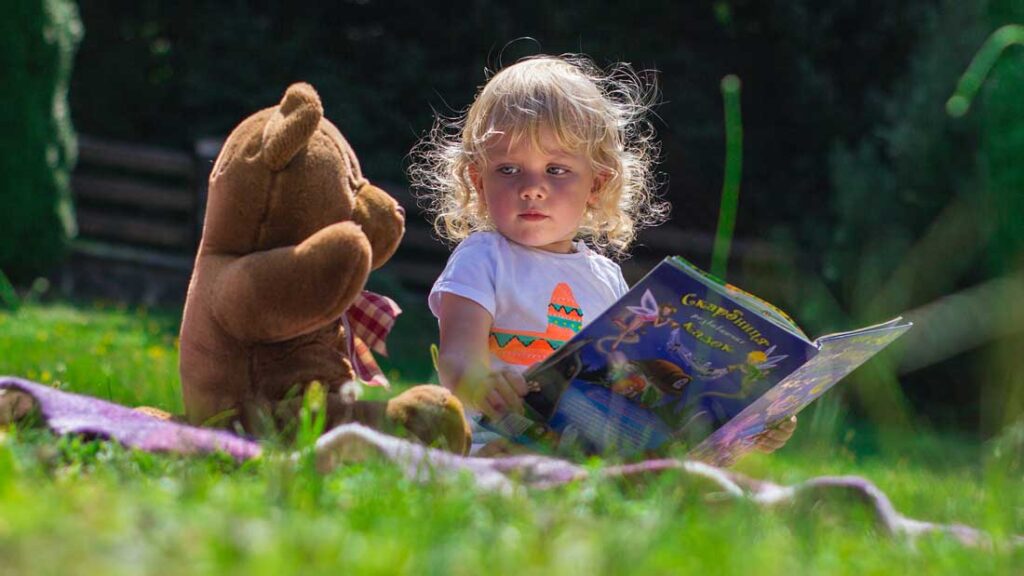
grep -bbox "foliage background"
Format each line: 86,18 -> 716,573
0,0 -> 81,281
3,0 -> 1023,443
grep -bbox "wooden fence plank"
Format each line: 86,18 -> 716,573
71,239 -> 195,271
72,174 -> 194,212
78,135 -> 194,178
76,209 -> 194,249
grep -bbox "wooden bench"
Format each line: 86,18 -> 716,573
61,136 -> 451,306
62,135 -> 787,306
62,135 -> 452,306
60,135 -> 208,306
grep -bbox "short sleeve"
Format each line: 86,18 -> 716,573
584,247 -> 629,301
613,264 -> 629,298
428,234 -> 498,319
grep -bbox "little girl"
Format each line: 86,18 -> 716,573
411,54 -> 794,456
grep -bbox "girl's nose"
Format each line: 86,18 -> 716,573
519,179 -> 546,199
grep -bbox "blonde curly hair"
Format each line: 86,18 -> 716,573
409,54 -> 668,256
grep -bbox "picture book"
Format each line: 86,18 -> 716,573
484,257 -> 912,463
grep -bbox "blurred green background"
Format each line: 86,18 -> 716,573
2,0 -> 1023,450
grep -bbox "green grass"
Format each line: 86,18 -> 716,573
1,301 -> 1023,575
0,301 -> 182,410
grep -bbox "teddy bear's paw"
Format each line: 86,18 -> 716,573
133,406 -> 179,421
385,385 -> 472,455
0,389 -> 38,426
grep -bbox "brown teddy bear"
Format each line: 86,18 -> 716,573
178,82 -> 471,454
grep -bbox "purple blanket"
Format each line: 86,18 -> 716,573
1,376 -> 1019,549
0,377 -> 261,460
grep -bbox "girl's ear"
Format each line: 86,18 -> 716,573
588,171 -> 610,204
468,163 -> 486,205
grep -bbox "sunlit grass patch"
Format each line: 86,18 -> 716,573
1,301 -> 1022,574
0,302 -> 182,410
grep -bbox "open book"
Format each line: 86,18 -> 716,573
485,257 -> 911,463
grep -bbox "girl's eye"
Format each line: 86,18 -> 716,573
547,166 -> 570,176
497,165 -> 519,175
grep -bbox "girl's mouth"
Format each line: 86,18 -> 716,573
519,212 -> 547,221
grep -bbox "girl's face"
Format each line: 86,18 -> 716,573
470,127 -> 605,253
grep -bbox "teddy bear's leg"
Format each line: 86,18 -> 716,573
0,389 -> 37,425
381,385 -> 472,455
210,221 -> 372,344
264,385 -> 472,455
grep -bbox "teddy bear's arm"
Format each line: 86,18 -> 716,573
210,221 -> 372,344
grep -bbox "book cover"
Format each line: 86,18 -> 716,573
486,257 -> 912,459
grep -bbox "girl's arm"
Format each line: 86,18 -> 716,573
437,292 -> 528,420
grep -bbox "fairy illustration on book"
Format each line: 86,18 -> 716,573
604,289 -> 679,351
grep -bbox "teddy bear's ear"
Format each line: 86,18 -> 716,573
260,83 -> 324,171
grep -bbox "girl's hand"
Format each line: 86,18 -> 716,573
708,416 -> 799,467
479,369 -> 530,421
752,415 -> 797,453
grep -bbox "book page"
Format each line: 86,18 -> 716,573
813,317 -> 909,345
689,319 -> 911,465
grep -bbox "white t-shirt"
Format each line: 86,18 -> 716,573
429,231 -> 629,373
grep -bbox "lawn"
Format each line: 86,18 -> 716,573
1,301 -> 1022,575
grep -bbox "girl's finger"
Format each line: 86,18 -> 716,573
776,416 -> 797,431
769,419 -> 797,441
502,371 -> 530,397
483,389 -> 506,420
493,374 -> 524,414
755,437 -> 785,452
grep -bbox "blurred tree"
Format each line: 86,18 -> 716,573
68,0 -> 930,255
978,4 -> 1024,434
825,1 -> 987,310
0,0 -> 82,282
979,10 -> 1024,277
821,0 -> 1024,435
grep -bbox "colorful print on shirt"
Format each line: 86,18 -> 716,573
489,282 -> 583,365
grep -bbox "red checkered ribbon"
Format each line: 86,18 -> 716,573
342,290 -> 402,388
